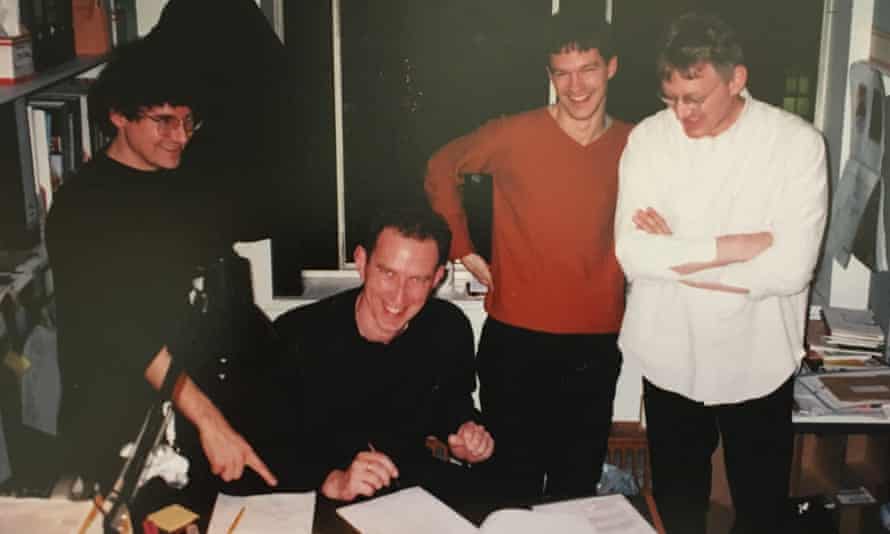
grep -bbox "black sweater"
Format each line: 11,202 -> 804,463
255,287 -> 479,490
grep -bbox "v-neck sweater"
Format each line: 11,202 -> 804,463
426,107 -> 632,334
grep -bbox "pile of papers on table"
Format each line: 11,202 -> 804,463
797,369 -> 890,417
807,307 -> 887,370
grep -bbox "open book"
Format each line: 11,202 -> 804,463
336,487 -> 656,534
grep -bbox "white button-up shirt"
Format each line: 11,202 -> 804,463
615,95 -> 828,404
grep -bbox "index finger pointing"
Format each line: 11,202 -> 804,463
247,451 -> 278,487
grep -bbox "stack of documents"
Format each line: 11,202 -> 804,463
807,308 -> 887,371
797,369 -> 890,416
821,307 -> 886,353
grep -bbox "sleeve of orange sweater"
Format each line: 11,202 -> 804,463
424,118 -> 505,260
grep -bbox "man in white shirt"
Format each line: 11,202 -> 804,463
614,12 -> 827,534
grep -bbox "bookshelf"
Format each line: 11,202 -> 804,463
0,54 -> 107,492
0,55 -> 106,105
0,54 -> 107,252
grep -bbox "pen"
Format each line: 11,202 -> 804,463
424,435 -> 470,468
368,442 -> 401,489
447,455 -> 467,467
226,506 -> 245,534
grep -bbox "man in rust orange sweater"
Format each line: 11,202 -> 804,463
425,12 -> 631,499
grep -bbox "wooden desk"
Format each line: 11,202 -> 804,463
133,474 -> 664,534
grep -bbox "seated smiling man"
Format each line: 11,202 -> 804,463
273,206 -> 494,501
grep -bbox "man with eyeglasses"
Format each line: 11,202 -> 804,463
614,13 -> 827,534
46,39 -> 278,497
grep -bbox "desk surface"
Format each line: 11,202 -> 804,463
131,473 -> 662,534
313,490 -> 661,534
793,366 -> 890,433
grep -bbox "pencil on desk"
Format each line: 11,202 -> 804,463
227,506 -> 246,534
77,495 -> 104,534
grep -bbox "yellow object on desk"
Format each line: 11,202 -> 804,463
146,504 -> 199,533
227,506 -> 245,533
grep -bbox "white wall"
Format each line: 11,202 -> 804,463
135,0 -> 168,36
135,0 -> 264,36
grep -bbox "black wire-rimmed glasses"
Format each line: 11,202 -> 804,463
142,113 -> 203,136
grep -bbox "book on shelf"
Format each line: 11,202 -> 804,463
25,79 -> 102,213
28,97 -> 84,181
25,105 -> 52,215
36,77 -> 104,160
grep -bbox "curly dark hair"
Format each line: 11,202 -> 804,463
88,37 -> 203,137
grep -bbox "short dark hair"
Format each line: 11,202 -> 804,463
656,12 -> 744,82
543,8 -> 614,63
362,206 -> 452,268
89,37 -> 202,137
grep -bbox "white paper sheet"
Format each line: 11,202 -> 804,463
207,491 -> 315,534
532,494 -> 656,534
337,486 -> 476,534
479,508 -> 595,534
0,497 -> 101,534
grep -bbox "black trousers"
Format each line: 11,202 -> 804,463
477,317 -> 622,499
643,376 -> 794,534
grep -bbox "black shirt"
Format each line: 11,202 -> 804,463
46,152 -> 227,485
268,287 -> 479,488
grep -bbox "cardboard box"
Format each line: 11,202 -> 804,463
0,34 -> 34,85
145,504 -> 199,534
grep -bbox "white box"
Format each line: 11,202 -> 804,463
0,34 -> 34,84
0,0 -> 24,36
